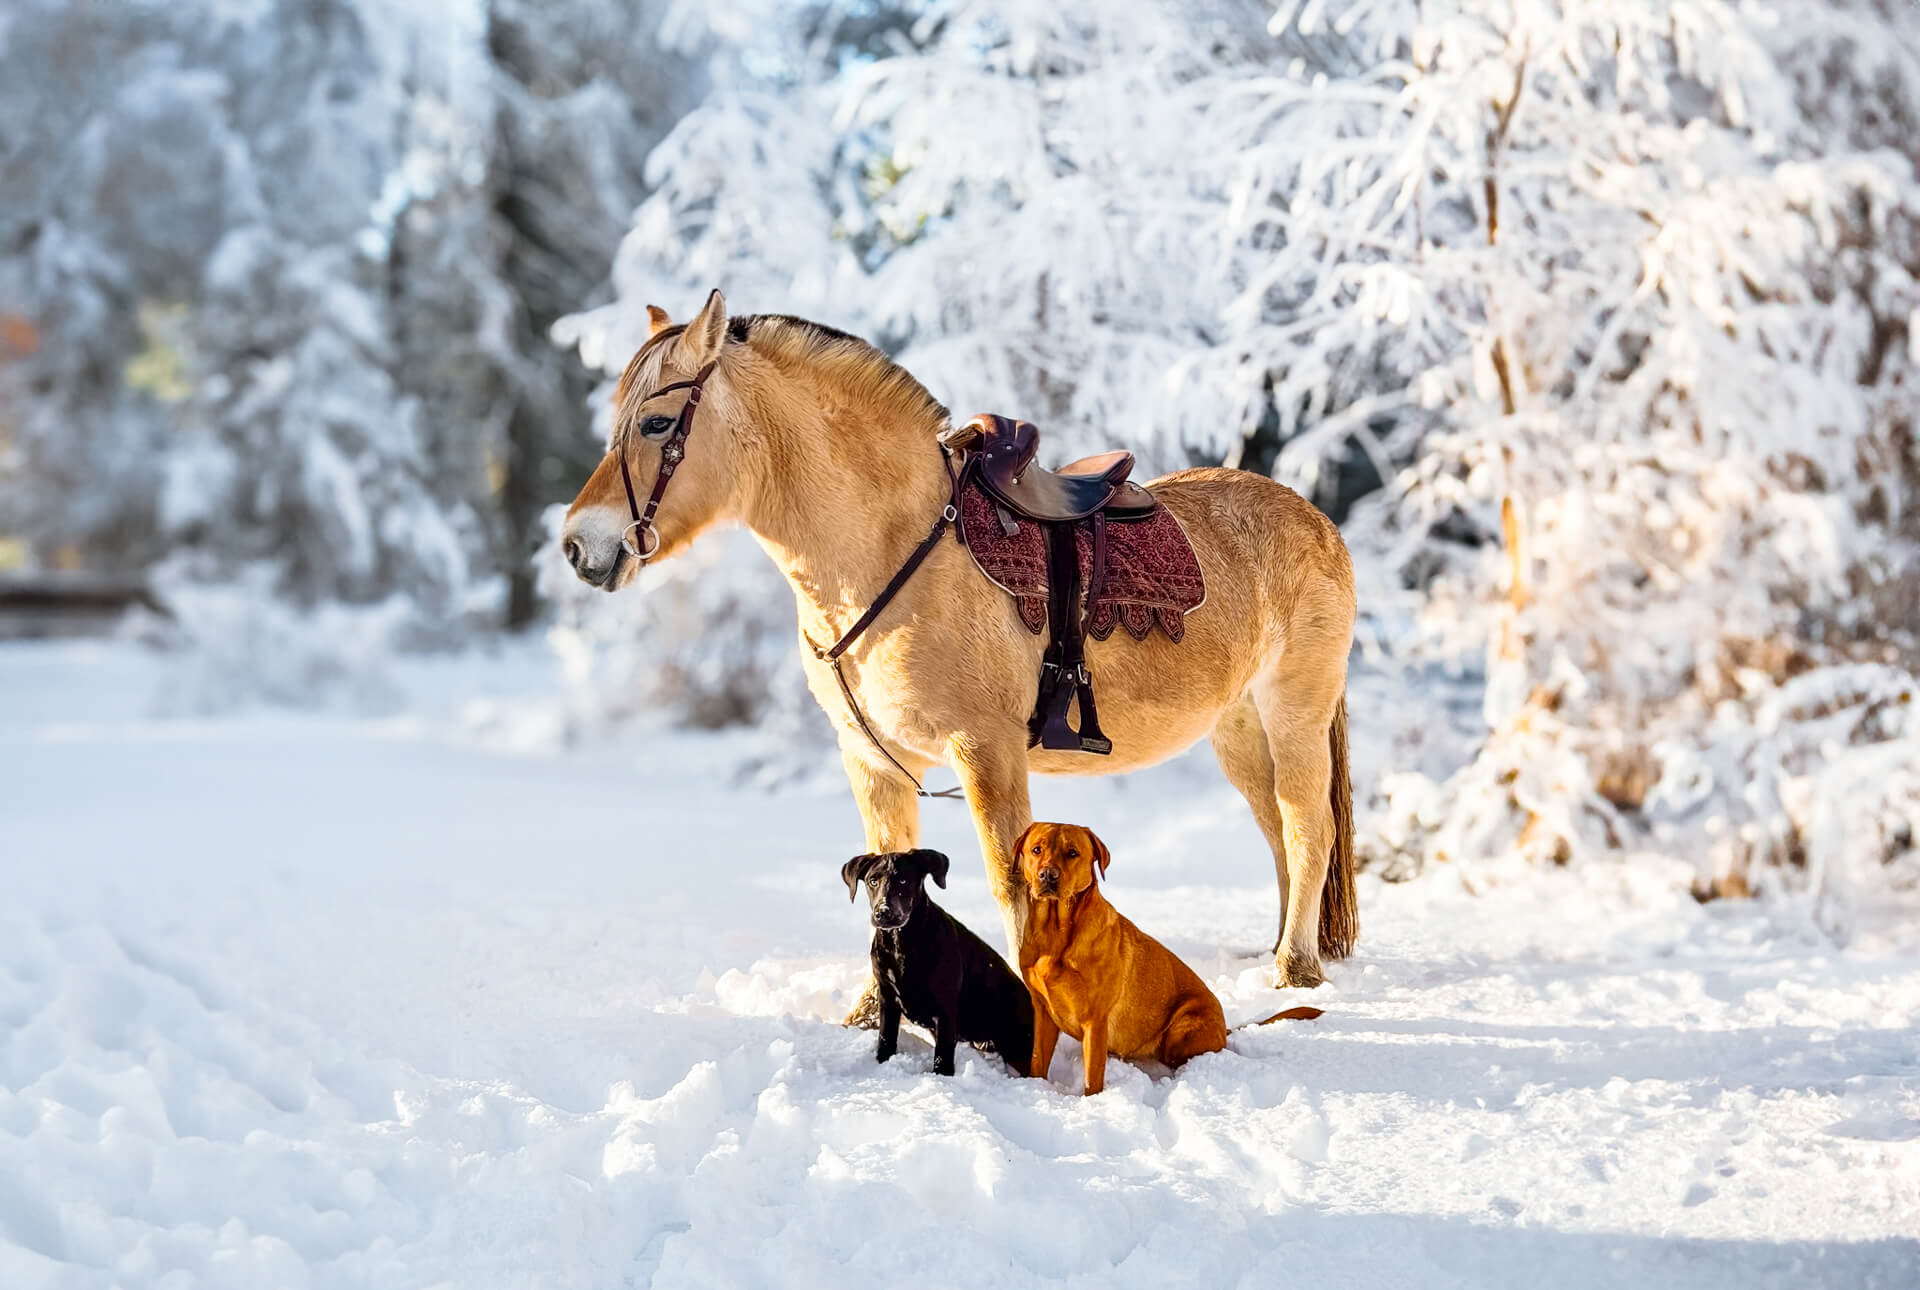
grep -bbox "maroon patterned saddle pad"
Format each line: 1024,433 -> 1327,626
956,477 -> 1205,641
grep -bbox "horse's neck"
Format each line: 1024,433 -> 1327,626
736,384 -> 951,640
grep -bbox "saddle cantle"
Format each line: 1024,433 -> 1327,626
943,414 -> 1158,522
941,414 -> 1205,756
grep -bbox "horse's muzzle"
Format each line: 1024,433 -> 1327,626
563,537 -> 622,590
560,514 -> 636,591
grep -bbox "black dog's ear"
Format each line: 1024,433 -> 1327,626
842,854 -> 878,902
909,849 -> 950,889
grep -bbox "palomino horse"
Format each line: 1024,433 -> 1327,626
562,291 -> 1358,990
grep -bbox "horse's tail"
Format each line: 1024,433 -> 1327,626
1318,693 -> 1359,960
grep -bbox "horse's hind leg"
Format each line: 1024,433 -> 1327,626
1251,660 -> 1346,989
1209,694 -> 1293,955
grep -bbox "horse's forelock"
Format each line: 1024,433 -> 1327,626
611,323 -> 688,446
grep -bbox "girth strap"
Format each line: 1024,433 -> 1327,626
1030,517 -> 1112,756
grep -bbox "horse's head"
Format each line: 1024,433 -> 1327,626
561,289 -> 742,591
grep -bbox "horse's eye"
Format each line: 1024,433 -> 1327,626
639,414 -> 675,439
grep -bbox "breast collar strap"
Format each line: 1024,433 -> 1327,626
806,446 -> 970,800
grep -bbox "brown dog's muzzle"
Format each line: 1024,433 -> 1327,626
1018,822 -> 1109,903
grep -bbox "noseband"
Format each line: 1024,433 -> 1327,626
617,359 -> 719,564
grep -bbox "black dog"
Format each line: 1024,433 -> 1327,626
842,850 -> 1034,1076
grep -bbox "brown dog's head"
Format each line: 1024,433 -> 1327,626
1016,822 -> 1109,902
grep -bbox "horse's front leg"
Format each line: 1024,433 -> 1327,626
840,745 -> 924,1027
843,743 -> 923,854
949,730 -> 1033,959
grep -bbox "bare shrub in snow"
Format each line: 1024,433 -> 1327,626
535,506 -> 805,736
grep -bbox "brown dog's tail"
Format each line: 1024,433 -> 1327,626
1318,693 -> 1359,961
1246,1005 -> 1324,1026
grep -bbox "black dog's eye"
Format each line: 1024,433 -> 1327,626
638,414 -> 675,439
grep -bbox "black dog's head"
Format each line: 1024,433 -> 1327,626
842,849 -> 951,932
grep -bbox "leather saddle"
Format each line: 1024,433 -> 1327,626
940,414 -> 1185,757
943,415 -> 1158,523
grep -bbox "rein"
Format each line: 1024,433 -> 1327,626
807,447 -> 970,801
618,360 -> 719,564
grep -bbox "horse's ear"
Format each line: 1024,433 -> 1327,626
1088,830 -> 1111,880
645,304 -> 672,336
682,289 -> 726,366
912,849 -> 950,889
842,854 -> 876,901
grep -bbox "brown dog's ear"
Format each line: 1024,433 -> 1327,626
1088,830 -> 1110,880
842,854 -> 877,902
1011,823 -> 1038,865
645,304 -> 672,336
910,849 -> 950,889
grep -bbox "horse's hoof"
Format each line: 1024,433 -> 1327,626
1275,951 -> 1325,989
843,985 -> 882,1029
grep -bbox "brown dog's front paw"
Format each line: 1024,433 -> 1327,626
1276,951 -> 1325,989
844,983 -> 883,1029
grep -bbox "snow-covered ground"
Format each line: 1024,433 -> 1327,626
2,641 -> 1916,1289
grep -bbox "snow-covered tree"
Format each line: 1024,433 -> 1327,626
0,0 -> 695,702
566,0 -> 1920,914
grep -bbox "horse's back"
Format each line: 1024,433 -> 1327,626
1146,466 -> 1355,631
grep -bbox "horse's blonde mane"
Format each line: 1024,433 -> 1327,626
735,315 -> 950,436
613,313 -> 949,448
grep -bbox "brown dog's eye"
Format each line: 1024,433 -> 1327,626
1032,844 -> 1042,854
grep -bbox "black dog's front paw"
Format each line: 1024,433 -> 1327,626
876,1040 -> 897,1064
933,1054 -> 955,1076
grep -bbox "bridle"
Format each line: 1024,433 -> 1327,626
616,359 -> 718,564
612,347 -> 963,800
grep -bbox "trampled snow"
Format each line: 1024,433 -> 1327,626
2,642 -> 1916,1288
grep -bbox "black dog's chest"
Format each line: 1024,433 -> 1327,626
875,950 -> 950,1030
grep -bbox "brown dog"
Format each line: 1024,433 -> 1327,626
1017,822 -> 1231,1094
